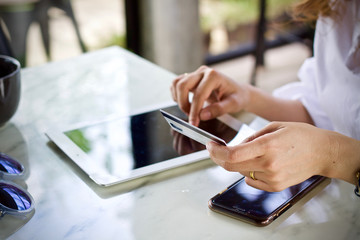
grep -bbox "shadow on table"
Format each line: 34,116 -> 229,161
0,210 -> 35,239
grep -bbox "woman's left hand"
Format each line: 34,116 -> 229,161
206,122 -> 347,192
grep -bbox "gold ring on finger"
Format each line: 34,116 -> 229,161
250,171 -> 257,180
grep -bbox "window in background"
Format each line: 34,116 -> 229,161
200,0 -> 313,64
26,0 -> 126,67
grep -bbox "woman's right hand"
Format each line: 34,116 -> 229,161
170,66 -> 250,126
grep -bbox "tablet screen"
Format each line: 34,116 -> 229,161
64,105 -> 238,180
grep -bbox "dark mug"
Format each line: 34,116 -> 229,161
0,55 -> 21,127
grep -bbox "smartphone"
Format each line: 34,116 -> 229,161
208,175 -> 326,227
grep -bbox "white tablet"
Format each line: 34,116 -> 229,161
46,103 -> 242,186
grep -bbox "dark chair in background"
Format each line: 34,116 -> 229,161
0,0 -> 37,66
35,0 -> 87,60
0,19 -> 14,58
0,0 -> 86,67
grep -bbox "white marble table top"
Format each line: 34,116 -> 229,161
0,47 -> 359,240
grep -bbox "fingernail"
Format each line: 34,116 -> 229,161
190,119 -> 199,126
206,142 -> 211,150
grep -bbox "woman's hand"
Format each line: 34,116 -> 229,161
171,66 -> 250,126
206,121 -> 360,192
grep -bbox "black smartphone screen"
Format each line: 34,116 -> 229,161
209,175 -> 325,226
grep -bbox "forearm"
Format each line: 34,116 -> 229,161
244,85 -> 313,124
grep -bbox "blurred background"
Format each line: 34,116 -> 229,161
0,0 -> 312,91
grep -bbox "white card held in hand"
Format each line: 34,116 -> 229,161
160,109 -> 227,146
161,109 -> 256,147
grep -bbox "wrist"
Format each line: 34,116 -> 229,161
242,84 -> 258,113
321,131 -> 360,185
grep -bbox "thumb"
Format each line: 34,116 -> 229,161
199,103 -> 224,121
243,122 -> 284,143
199,97 -> 239,121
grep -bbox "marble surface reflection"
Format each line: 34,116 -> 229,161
0,47 -> 358,239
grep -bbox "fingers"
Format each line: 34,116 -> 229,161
171,66 -> 226,126
171,73 -> 194,115
240,170 -> 289,192
171,66 -> 245,126
239,170 -> 285,192
206,122 -> 314,192
171,71 -> 207,123
205,133 -> 290,192
187,67 -> 222,125
244,177 -> 275,192
239,170 -> 270,190
171,74 -> 186,103
199,95 -> 239,122
245,175 -> 292,192
243,121 -> 284,143
206,140 -> 265,170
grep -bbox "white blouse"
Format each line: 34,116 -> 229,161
274,0 -> 360,140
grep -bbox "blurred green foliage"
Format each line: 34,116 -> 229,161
200,0 -> 294,32
100,33 -> 126,49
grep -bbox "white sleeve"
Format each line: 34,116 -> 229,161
345,26 -> 360,75
345,2 -> 360,76
272,58 -> 334,130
